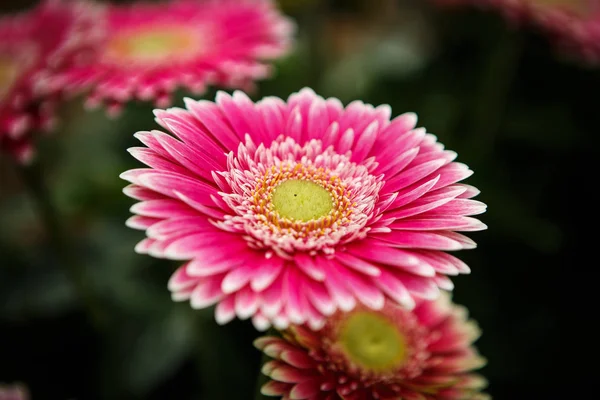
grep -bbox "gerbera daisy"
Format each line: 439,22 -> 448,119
62,0 -> 294,115
121,88 -> 486,330
0,0 -> 102,163
256,294 -> 488,400
434,0 -> 600,62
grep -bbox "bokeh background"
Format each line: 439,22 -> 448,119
1,0 -> 596,399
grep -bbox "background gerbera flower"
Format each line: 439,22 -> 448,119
0,383 -> 29,400
255,294 -> 488,400
62,0 -> 294,115
0,0 -> 102,163
121,88 -> 486,330
434,0 -> 600,62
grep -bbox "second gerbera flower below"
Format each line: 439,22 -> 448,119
121,88 -> 487,330
255,295 -> 488,400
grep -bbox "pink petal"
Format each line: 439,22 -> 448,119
321,259 -> 357,312
421,199 -> 487,217
123,184 -> 161,201
429,162 -> 474,190
374,270 -> 415,309
351,120 -> 379,163
190,274 -> 225,309
305,281 -> 336,316
376,147 -> 419,177
184,98 -> 241,150
215,295 -> 236,325
372,231 -> 466,251
290,380 -> 322,399
390,216 -> 487,231
260,275 -> 284,318
371,112 -> 418,154
251,256 -> 285,292
283,268 -> 309,324
261,381 -> 291,396
331,260 -> 384,310
168,263 -> 200,291
152,111 -> 227,164
152,129 -> 222,180
125,215 -> 160,230
145,217 -> 215,240
334,252 -> 381,277
294,254 -> 326,281
127,148 -> 192,176
221,263 -> 257,294
130,199 -> 196,218
235,285 -> 259,320
137,171 -> 216,204
163,232 -> 245,260
384,159 -> 447,193
216,90 -> 257,140
256,96 -> 286,144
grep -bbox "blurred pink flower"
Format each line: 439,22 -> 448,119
255,294 -> 488,400
121,88 -> 486,330
0,0 -> 102,163
434,0 -> 600,62
0,383 -> 29,400
62,0 -> 294,115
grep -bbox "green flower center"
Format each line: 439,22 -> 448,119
0,56 -> 18,103
106,27 -> 202,63
339,311 -> 407,372
271,179 -> 333,222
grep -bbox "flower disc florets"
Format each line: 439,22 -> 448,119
216,136 -> 382,257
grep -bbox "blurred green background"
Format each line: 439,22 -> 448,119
1,0 -> 596,399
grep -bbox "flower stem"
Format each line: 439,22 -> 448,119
17,160 -> 107,330
465,28 -> 524,167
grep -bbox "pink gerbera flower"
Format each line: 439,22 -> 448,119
121,88 -> 487,330
0,0 -> 102,162
255,294 -> 488,400
0,0 -> 99,162
434,0 -> 600,62
62,0 -> 294,115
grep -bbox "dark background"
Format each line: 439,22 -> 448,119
1,0 -> 596,399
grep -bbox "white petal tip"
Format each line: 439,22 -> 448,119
252,317 -> 271,332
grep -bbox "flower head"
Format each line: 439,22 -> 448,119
434,0 -> 600,63
121,88 -> 486,330
63,0 -> 294,115
255,294 -> 488,400
0,0 -> 102,163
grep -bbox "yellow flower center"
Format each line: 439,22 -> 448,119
338,311 -> 407,373
272,179 -> 333,222
251,163 -> 353,239
529,0 -> 590,15
0,56 -> 18,103
105,26 -> 203,64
